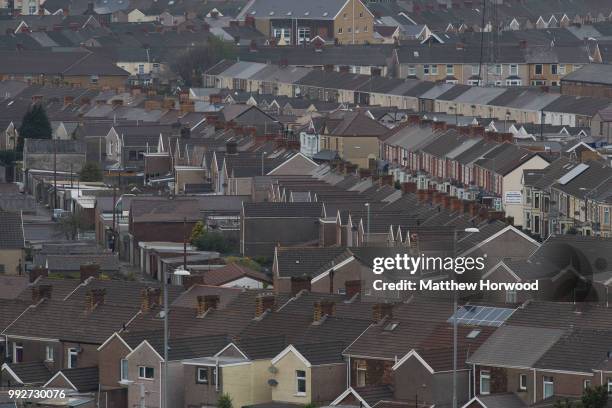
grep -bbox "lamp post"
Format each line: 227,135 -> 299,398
364,203 -> 370,246
163,267 -> 190,408
452,227 -> 480,408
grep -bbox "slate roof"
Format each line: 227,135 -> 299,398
0,51 -> 129,76
58,366 -> 99,391
474,394 -> 527,408
274,246 -> 347,278
4,362 -> 52,385
243,202 -> 324,218
534,329 -> 612,373
325,111 -> 389,137
293,341 -> 346,365
466,325 -> 564,368
201,263 -> 271,286
0,211 -> 24,250
237,0 -> 351,21
352,385 -> 394,407
561,63 -> 612,85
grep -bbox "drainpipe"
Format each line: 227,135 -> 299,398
533,368 -> 537,404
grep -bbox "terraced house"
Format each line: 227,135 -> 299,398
237,0 -> 375,45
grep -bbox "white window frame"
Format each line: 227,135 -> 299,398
446,64 -> 454,75
584,379 -> 591,389
471,64 -> 480,75
356,361 -> 367,387
480,370 -> 491,395
13,343 -> 23,364
543,376 -> 554,399
407,66 -> 416,76
45,345 -> 54,362
506,290 -> 518,303
558,64 -> 566,75
509,64 -> 518,75
138,366 -> 155,380
67,348 -> 78,369
120,359 -> 129,381
296,369 -> 307,396
297,27 -> 310,44
519,373 -> 527,390
607,378 -> 612,394
430,65 -> 438,75
197,367 -> 208,384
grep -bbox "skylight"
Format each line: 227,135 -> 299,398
467,329 -> 481,338
384,322 -> 399,331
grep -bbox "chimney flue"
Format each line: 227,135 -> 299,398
32,285 -> 52,303
313,300 -> 336,322
255,293 -> 275,317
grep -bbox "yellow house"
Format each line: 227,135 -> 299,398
319,112 -> 389,169
270,344 -> 347,405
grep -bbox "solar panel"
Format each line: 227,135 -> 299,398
448,305 -> 516,327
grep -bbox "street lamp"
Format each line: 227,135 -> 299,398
163,267 -> 191,408
364,203 -> 370,246
452,227 -> 479,408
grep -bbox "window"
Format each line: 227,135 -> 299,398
138,366 -> 154,379
120,359 -> 128,381
363,26 -> 368,32
13,343 -> 23,363
407,66 -> 416,76
471,64 -> 480,75
347,27 -> 352,33
534,216 -> 540,234
543,376 -> 554,399
212,367 -> 217,386
519,374 -> 527,390
573,64 -> 582,71
584,379 -> 592,389
138,64 -> 145,74
424,64 -> 430,75
359,11 -> 363,17
273,28 -> 291,42
535,64 -> 543,75
506,290 -> 518,304
551,64 -> 558,75
534,194 -> 540,209
446,64 -> 454,75
531,80 -> 546,86
607,378 -> 612,394
45,346 -> 54,362
297,27 -> 310,44
506,79 -> 521,86
605,208 -> 610,225
430,65 -> 438,75
343,13 -> 347,19
558,64 -> 566,74
509,64 -> 518,75
296,370 -> 306,395
480,370 -> 491,395
197,367 -> 208,384
338,27 -> 343,34
68,348 -> 78,369
356,361 -> 367,387
90,75 -> 99,84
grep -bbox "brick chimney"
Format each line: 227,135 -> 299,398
80,263 -> 100,282
432,121 -> 447,131
372,303 -> 393,322
32,285 -> 52,303
63,95 -> 74,106
380,174 -> 394,186
290,276 -> 311,295
345,280 -> 361,298
407,114 -> 421,125
85,288 -> 106,311
401,182 -> 417,194
141,287 -> 162,312
255,293 -> 276,317
30,266 -> 48,283
313,300 -> 336,322
197,295 -> 220,317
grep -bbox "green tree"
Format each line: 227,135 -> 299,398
55,212 -> 92,240
79,162 -> 103,182
190,220 -> 205,244
582,385 -> 607,408
17,104 -> 52,152
217,393 -> 233,408
192,229 -> 234,253
172,37 -> 236,86
224,256 -> 262,272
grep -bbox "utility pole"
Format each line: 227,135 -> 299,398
53,138 -> 57,209
70,163 -> 73,189
183,216 -> 187,270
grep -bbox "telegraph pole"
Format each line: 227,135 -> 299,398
53,139 -> 57,209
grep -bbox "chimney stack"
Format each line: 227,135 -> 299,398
30,266 -> 48,283
80,263 -> 100,282
197,295 -> 220,316
290,276 -> 311,295
372,303 -> 393,322
313,300 -> 336,322
32,285 -> 52,303
141,287 -> 162,312
255,293 -> 276,317
85,288 -> 106,311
